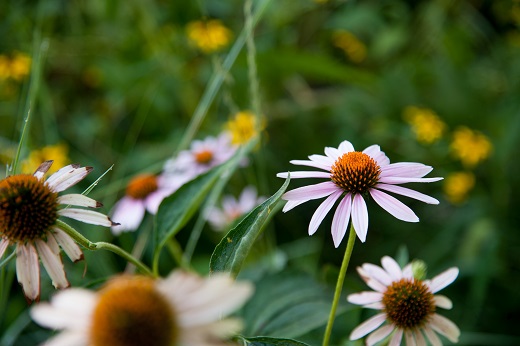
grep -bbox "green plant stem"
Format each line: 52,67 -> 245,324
56,220 -> 155,277
322,224 -> 357,346
166,238 -> 185,269
0,251 -> 16,270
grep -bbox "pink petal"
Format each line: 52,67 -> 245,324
34,239 -> 69,289
46,165 -> 91,193
429,314 -> 460,343
282,181 -> 339,201
308,191 -> 342,236
402,264 -> 414,278
0,238 -> 9,259
16,243 -> 40,301
405,330 -> 416,346
291,157 -> 332,171
378,176 -> 443,184
422,326 -> 442,346
52,228 -> 84,262
414,329 -> 427,346
356,267 -> 387,292
380,162 -> 433,178
324,146 -> 341,160
428,267 -> 459,293
362,263 -> 393,286
350,313 -> 387,340
381,256 -> 403,281
57,194 -> 101,208
338,140 -> 355,153
369,189 -> 419,222
389,328 -> 403,346
363,145 -> 390,167
276,171 -> 331,179
347,291 -> 383,305
351,194 -> 369,242
375,183 -> 439,204
367,324 -> 395,346
110,197 -> 146,232
59,208 -> 116,227
282,200 -> 307,213
434,295 -> 453,309
331,194 -> 352,248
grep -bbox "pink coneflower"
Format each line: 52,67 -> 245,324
163,133 -> 236,178
347,256 -> 460,345
0,161 -> 116,301
31,271 -> 253,346
111,173 -> 188,234
205,186 -> 265,231
277,140 -> 442,246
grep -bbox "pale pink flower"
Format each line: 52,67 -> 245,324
163,133 -> 236,178
347,256 -> 460,345
277,140 -> 442,246
205,186 -> 265,231
0,161 -> 116,302
31,270 -> 253,346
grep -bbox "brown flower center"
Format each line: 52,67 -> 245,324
195,150 -> 213,164
0,175 -> 58,242
125,175 -> 158,200
330,152 -> 381,194
382,278 -> 435,329
90,276 -> 178,346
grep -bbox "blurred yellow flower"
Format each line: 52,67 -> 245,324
332,30 -> 367,63
0,52 -> 31,81
21,144 -> 70,175
186,19 -> 233,53
225,111 -> 264,146
443,171 -> 476,204
403,106 -> 446,144
450,127 -> 492,167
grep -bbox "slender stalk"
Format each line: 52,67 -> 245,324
56,220 -> 155,277
166,238 -> 186,269
0,251 -> 16,270
322,224 -> 357,346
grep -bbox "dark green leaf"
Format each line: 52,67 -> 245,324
236,336 -> 311,346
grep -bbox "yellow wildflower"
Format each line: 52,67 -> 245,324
403,106 -> 446,144
332,30 -> 367,63
225,111 -> 264,146
450,127 -> 492,167
443,171 -> 476,205
0,52 -> 31,81
186,19 -> 233,53
21,143 -> 70,175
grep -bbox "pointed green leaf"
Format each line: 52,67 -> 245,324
209,176 -> 290,276
236,336 -> 311,346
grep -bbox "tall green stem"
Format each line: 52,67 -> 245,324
56,220 -> 155,277
322,224 -> 357,346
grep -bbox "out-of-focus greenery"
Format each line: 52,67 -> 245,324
1,0 -> 520,345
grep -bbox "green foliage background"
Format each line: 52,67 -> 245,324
1,0 -> 520,345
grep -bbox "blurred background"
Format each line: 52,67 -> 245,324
1,0 -> 519,345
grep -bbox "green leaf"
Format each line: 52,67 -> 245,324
236,336 -> 311,346
209,176 -> 290,277
154,140 -> 256,249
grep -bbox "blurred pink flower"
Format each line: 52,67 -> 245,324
277,140 -> 442,246
347,256 -> 460,345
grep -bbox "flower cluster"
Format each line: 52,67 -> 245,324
0,52 -> 31,81
403,106 -> 446,145
186,19 -> 233,53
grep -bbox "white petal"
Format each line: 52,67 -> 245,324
276,171 -> 331,179
428,267 -> 459,293
405,329 -> 416,346
380,162 -> 433,178
46,165 -> 91,193
308,191 -> 342,236
59,208 -> 115,227
282,199 -> 307,213
16,243 -> 40,301
308,154 -> 335,168
367,324 -> 394,346
350,313 -> 387,340
338,140 -> 355,153
347,291 -> 383,305
429,314 -> 460,343
282,181 -> 339,201
110,197 -> 146,233
58,194 -> 101,208
0,238 -> 10,259
414,329 -> 427,346
402,264 -> 413,278
37,330 -> 88,346
290,158 -> 332,171
45,231 -> 60,255
35,239 -> 69,289
362,263 -> 393,286
331,194 -> 352,248
363,145 -> 390,166
364,302 -> 385,309
370,189 -> 419,222
422,326 -> 442,346
434,295 -> 453,309
33,160 -> 53,180
375,184 -> 439,204
52,228 -> 84,262
381,256 -> 403,281
389,328 -> 403,346
324,146 -> 341,160
351,194 -> 368,242
378,176 -> 443,184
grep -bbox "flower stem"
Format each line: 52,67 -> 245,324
322,224 -> 357,346
56,220 -> 155,277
